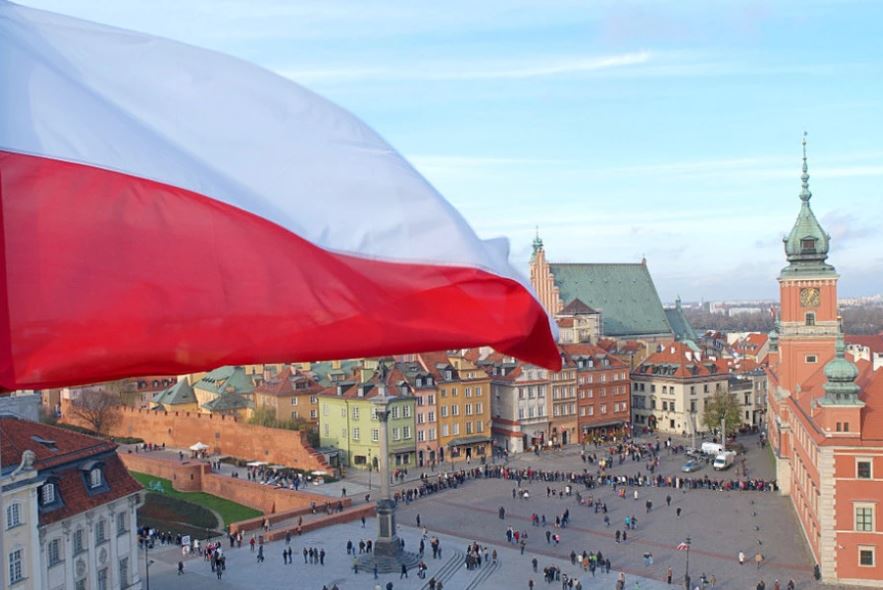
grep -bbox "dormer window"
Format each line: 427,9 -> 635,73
40,482 -> 57,506
89,467 -> 103,489
800,238 -> 816,252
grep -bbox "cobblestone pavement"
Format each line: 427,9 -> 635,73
140,433 -> 851,589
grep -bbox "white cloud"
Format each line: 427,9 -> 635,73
279,52 -> 652,83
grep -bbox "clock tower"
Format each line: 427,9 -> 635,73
776,134 -> 839,394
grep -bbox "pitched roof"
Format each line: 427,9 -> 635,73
664,306 -> 698,343
194,366 -> 255,395
548,262 -> 672,338
0,417 -> 141,525
560,298 -> 598,316
634,342 -> 728,379
202,391 -> 252,412
254,367 -> 323,397
153,379 -> 197,406
846,333 -> 883,355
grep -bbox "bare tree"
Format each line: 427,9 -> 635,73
67,389 -> 122,435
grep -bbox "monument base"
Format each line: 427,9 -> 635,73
355,540 -> 420,573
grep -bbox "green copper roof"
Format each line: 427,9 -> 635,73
194,366 -> 255,395
549,262 -> 672,338
153,380 -> 196,406
664,297 -> 698,343
822,333 -> 860,403
782,134 -> 835,277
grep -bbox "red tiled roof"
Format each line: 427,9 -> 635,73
635,342 -> 727,379
254,367 -> 322,398
0,418 -> 142,526
846,333 -> 883,355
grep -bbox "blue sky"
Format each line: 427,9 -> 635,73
19,0 -> 883,301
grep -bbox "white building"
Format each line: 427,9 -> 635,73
489,359 -> 550,453
1,416 -> 143,590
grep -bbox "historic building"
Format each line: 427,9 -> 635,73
529,233 -> 692,357
396,361 -> 440,468
318,365 -> 417,470
631,341 -> 730,435
564,343 -> 631,442
488,357 -> 551,454
767,138 -> 883,585
0,416 -> 143,590
253,366 -> 322,424
417,352 -> 493,464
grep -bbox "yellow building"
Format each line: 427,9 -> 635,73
418,351 -> 492,464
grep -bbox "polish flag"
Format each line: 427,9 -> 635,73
676,542 -> 690,551
0,3 -> 559,389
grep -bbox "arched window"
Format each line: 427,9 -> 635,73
805,312 -> 816,327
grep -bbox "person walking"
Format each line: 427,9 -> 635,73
400,563 -> 408,579
739,551 -> 746,566
666,566 -> 672,584
755,552 -> 764,569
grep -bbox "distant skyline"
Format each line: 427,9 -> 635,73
20,0 -> 883,300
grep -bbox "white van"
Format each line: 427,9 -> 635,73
701,441 -> 723,456
713,451 -> 736,470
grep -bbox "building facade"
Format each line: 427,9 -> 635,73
564,344 -> 631,442
418,352 -> 493,464
318,365 -> 417,470
767,142 -> 883,585
253,367 -> 321,425
489,358 -> 550,454
0,417 -> 143,590
631,342 -> 730,435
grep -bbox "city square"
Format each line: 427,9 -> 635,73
140,433 -> 834,590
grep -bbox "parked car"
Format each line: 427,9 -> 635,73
713,451 -> 737,471
681,459 -> 702,473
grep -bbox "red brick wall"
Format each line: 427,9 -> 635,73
119,453 -> 345,517
62,402 -> 330,472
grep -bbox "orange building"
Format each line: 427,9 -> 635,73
767,139 -> 883,585
253,366 -> 322,424
418,351 -> 493,464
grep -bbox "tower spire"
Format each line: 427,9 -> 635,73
531,225 -> 543,257
800,131 -> 812,202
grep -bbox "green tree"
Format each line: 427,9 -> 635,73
702,392 -> 742,437
248,405 -> 307,431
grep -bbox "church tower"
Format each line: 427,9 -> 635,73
776,134 -> 840,394
529,228 -> 562,315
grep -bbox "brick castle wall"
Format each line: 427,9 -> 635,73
120,453 -> 346,516
62,401 -> 330,472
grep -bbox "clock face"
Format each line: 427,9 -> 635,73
800,287 -> 820,308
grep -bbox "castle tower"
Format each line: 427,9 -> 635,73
776,134 -> 839,394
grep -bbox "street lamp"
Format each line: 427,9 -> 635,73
142,534 -> 154,590
683,537 -> 692,590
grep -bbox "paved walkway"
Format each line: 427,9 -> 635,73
143,518 -> 669,590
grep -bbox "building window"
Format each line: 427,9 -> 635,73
290,411 -> 299,420
75,580 -> 87,590
857,460 -> 873,479
40,483 -> 56,506
403,426 -> 411,440
859,546 -> 875,567
352,427 -> 360,441
117,512 -> 127,536
95,519 -> 107,544
452,423 -> 460,435
441,424 -> 449,437
392,428 -> 401,441
74,529 -> 85,555
8,548 -> 23,584
48,538 -> 62,566
466,422 -> 473,435
119,558 -> 129,585
805,355 -> 817,364
417,430 -> 425,442
310,409 -> 317,419
805,312 -> 815,326
290,397 -> 298,406
371,428 -> 379,442
352,407 -> 360,420
477,420 -> 484,432
97,568 -> 108,590
5,503 -> 21,529
855,505 -> 875,532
